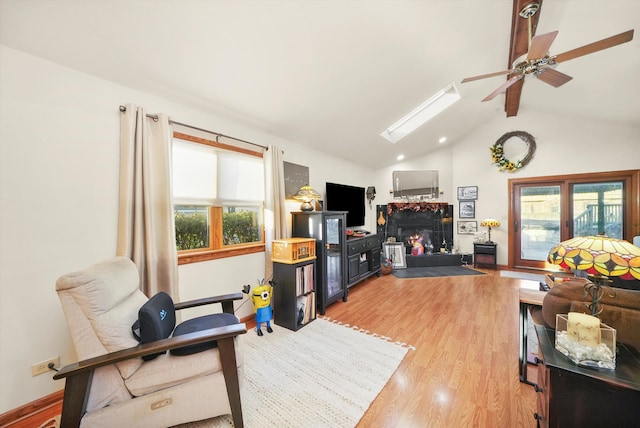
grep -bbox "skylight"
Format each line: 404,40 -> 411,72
380,82 -> 460,144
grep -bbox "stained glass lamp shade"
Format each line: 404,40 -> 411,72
547,235 -> 640,315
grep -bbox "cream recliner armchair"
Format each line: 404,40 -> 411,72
54,257 -> 246,428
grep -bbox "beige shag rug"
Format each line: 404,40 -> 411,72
177,316 -> 412,428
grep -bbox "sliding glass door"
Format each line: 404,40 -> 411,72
572,182 -> 624,239
510,170 -> 639,269
516,184 -> 561,263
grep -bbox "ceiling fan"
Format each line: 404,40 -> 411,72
461,2 -> 634,105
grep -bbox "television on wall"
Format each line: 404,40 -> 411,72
325,182 -> 365,228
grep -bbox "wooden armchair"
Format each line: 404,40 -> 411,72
54,257 -> 247,428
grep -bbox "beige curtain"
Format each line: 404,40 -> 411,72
264,144 -> 287,280
117,103 -> 179,298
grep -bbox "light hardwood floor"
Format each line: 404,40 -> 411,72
324,268 -> 538,428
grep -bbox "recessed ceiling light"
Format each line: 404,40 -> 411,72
397,154 -> 405,161
380,82 -> 461,144
439,137 -> 447,144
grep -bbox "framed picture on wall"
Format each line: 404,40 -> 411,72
457,186 -> 478,200
459,201 -> 475,218
383,242 -> 406,269
457,221 -> 478,234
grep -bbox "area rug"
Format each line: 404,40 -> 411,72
177,317 -> 412,427
392,265 -> 485,279
500,270 -> 546,283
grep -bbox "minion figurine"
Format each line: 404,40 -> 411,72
242,279 -> 274,336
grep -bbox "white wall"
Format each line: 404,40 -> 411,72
0,46 -> 374,413
373,111 -> 639,263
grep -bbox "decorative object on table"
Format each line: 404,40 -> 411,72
271,238 -> 316,264
555,312 -> 616,369
242,279 -> 275,336
459,200 -> 475,218
293,185 -> 321,211
480,218 -> 500,243
383,242 -> 406,269
457,185 -> 478,200
489,131 -> 536,172
473,231 -> 487,243
457,220 -> 478,234
411,235 -> 424,256
547,235 -> 640,316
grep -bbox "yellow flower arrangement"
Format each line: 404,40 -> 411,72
489,131 -> 536,172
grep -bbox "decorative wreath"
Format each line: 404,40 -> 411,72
489,131 -> 536,172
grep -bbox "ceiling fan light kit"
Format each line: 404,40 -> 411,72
461,1 -> 634,110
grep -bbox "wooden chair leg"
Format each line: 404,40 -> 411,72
59,370 -> 93,428
218,337 -> 243,428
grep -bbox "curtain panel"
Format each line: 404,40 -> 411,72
264,144 -> 287,280
117,104 -> 179,298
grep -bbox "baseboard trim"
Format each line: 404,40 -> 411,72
0,390 -> 63,427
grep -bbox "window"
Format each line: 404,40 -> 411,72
172,132 -> 265,263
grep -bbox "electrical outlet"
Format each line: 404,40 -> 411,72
31,356 -> 60,377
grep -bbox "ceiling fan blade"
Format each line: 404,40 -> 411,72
461,70 -> 513,83
536,68 -> 573,87
554,29 -> 634,63
482,74 -> 523,102
527,31 -> 559,60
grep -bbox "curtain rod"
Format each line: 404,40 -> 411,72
119,105 -> 267,150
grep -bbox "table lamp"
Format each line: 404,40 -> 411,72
293,185 -> 321,211
547,235 -> 640,316
480,218 -> 500,243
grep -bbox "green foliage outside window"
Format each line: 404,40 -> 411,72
223,209 -> 260,246
175,206 -> 261,250
175,208 -> 209,251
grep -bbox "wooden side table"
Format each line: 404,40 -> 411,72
474,242 -> 497,269
534,325 -> 640,426
519,288 -> 546,385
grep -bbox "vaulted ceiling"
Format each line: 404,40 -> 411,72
1,0 -> 638,168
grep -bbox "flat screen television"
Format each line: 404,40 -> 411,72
325,182 -> 365,228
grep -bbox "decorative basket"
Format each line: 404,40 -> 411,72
380,258 -> 393,275
380,265 -> 392,275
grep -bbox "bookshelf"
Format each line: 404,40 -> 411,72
272,259 -> 317,331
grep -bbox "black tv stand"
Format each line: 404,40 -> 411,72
346,233 -> 382,290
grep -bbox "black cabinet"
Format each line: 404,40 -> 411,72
474,243 -> 497,269
346,233 -> 382,289
272,260 -> 316,331
292,211 -> 347,315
